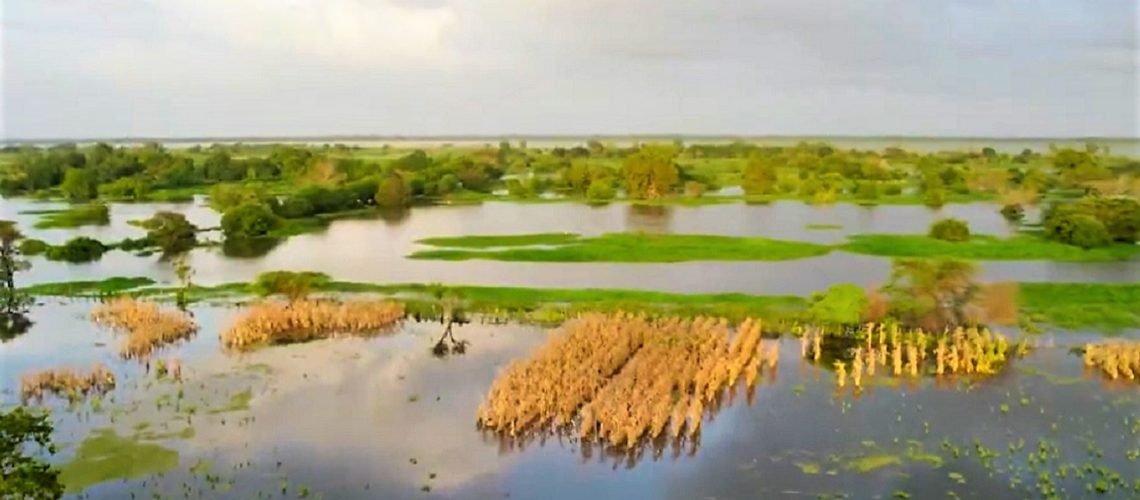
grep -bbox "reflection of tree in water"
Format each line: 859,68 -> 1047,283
0,221 -> 34,342
377,207 -> 411,226
480,382 -> 770,467
408,285 -> 470,357
0,313 -> 33,342
625,204 -> 673,233
221,237 -> 281,258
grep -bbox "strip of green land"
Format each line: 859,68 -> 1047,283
841,234 -> 1140,262
19,276 -> 1140,332
411,232 -> 832,262
409,232 -> 1140,263
22,204 -> 111,229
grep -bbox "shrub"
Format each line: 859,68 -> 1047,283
806,284 -> 868,325
882,183 -> 903,196
923,188 -> 947,208
252,271 -> 331,300
684,181 -> 706,198
17,239 -> 48,256
855,181 -> 879,200
929,218 -> 970,242
586,179 -> 615,202
140,211 -> 198,254
221,204 -> 281,240
1064,215 -> 1111,249
1043,197 -> 1138,246
376,173 -> 411,208
1000,204 -> 1025,223
45,237 -> 107,263
274,196 -> 315,218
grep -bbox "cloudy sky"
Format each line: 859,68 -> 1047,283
2,0 -> 1137,139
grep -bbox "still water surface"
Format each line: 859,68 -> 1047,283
4,198 -> 1137,295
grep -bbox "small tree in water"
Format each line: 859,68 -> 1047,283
172,254 -> 195,309
881,258 -> 980,331
425,284 -> 469,357
0,221 -> 33,341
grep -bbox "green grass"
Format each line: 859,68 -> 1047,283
416,233 -> 581,248
58,429 -> 180,493
25,204 -> 110,229
20,277 -> 156,296
20,276 -> 1140,332
841,234 -> 1140,262
1019,283 -> 1140,331
806,224 -> 843,230
411,232 -> 832,262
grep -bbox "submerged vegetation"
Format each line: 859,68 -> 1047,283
25,203 -> 110,229
221,299 -> 405,349
57,429 -> 179,494
19,364 -> 116,402
91,298 -> 198,359
477,313 -> 777,448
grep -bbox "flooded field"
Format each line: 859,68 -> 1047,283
2,302 -> 1138,499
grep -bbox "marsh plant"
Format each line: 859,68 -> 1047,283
1083,341 -> 1140,383
91,297 -> 198,359
803,323 -> 1024,387
222,299 -> 404,349
20,364 -> 115,402
477,314 -> 776,450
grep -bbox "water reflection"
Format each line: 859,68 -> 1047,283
625,204 -> 673,233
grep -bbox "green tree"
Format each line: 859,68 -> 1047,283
881,258 -> 980,331
621,146 -> 680,199
0,407 -> 62,499
172,254 -> 194,308
140,212 -> 198,254
59,168 -> 98,201
375,172 -> 411,208
220,204 -> 281,240
0,222 -> 33,340
741,155 -> 778,195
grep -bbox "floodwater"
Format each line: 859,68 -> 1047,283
3,197 -> 1138,295
2,303 -> 1138,499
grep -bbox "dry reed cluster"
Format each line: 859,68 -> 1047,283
477,313 -> 777,448
20,364 -> 115,402
91,297 -> 198,359
222,299 -> 405,349
803,323 -> 1023,389
1083,341 -> 1140,383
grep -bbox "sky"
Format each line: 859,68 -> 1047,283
2,0 -> 1138,140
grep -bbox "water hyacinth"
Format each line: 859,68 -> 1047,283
92,297 -> 198,359
222,299 -> 405,349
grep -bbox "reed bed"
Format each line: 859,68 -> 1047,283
1083,341 -> 1140,383
91,298 -> 198,359
20,364 -> 115,402
478,314 -> 775,448
803,324 -> 1024,388
221,299 -> 405,349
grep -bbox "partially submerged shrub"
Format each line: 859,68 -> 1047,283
91,298 -> 198,359
252,271 -> 331,301
999,204 -> 1025,223
45,236 -> 107,263
222,299 -> 405,350
929,218 -> 970,242
221,203 -> 281,240
20,364 -> 115,402
806,284 -> 868,326
17,238 -> 48,256
1083,341 -> 1140,383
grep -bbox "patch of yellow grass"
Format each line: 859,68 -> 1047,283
221,299 -> 405,350
21,364 -> 115,402
477,313 -> 773,448
1084,341 -> 1140,383
92,298 -> 198,359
